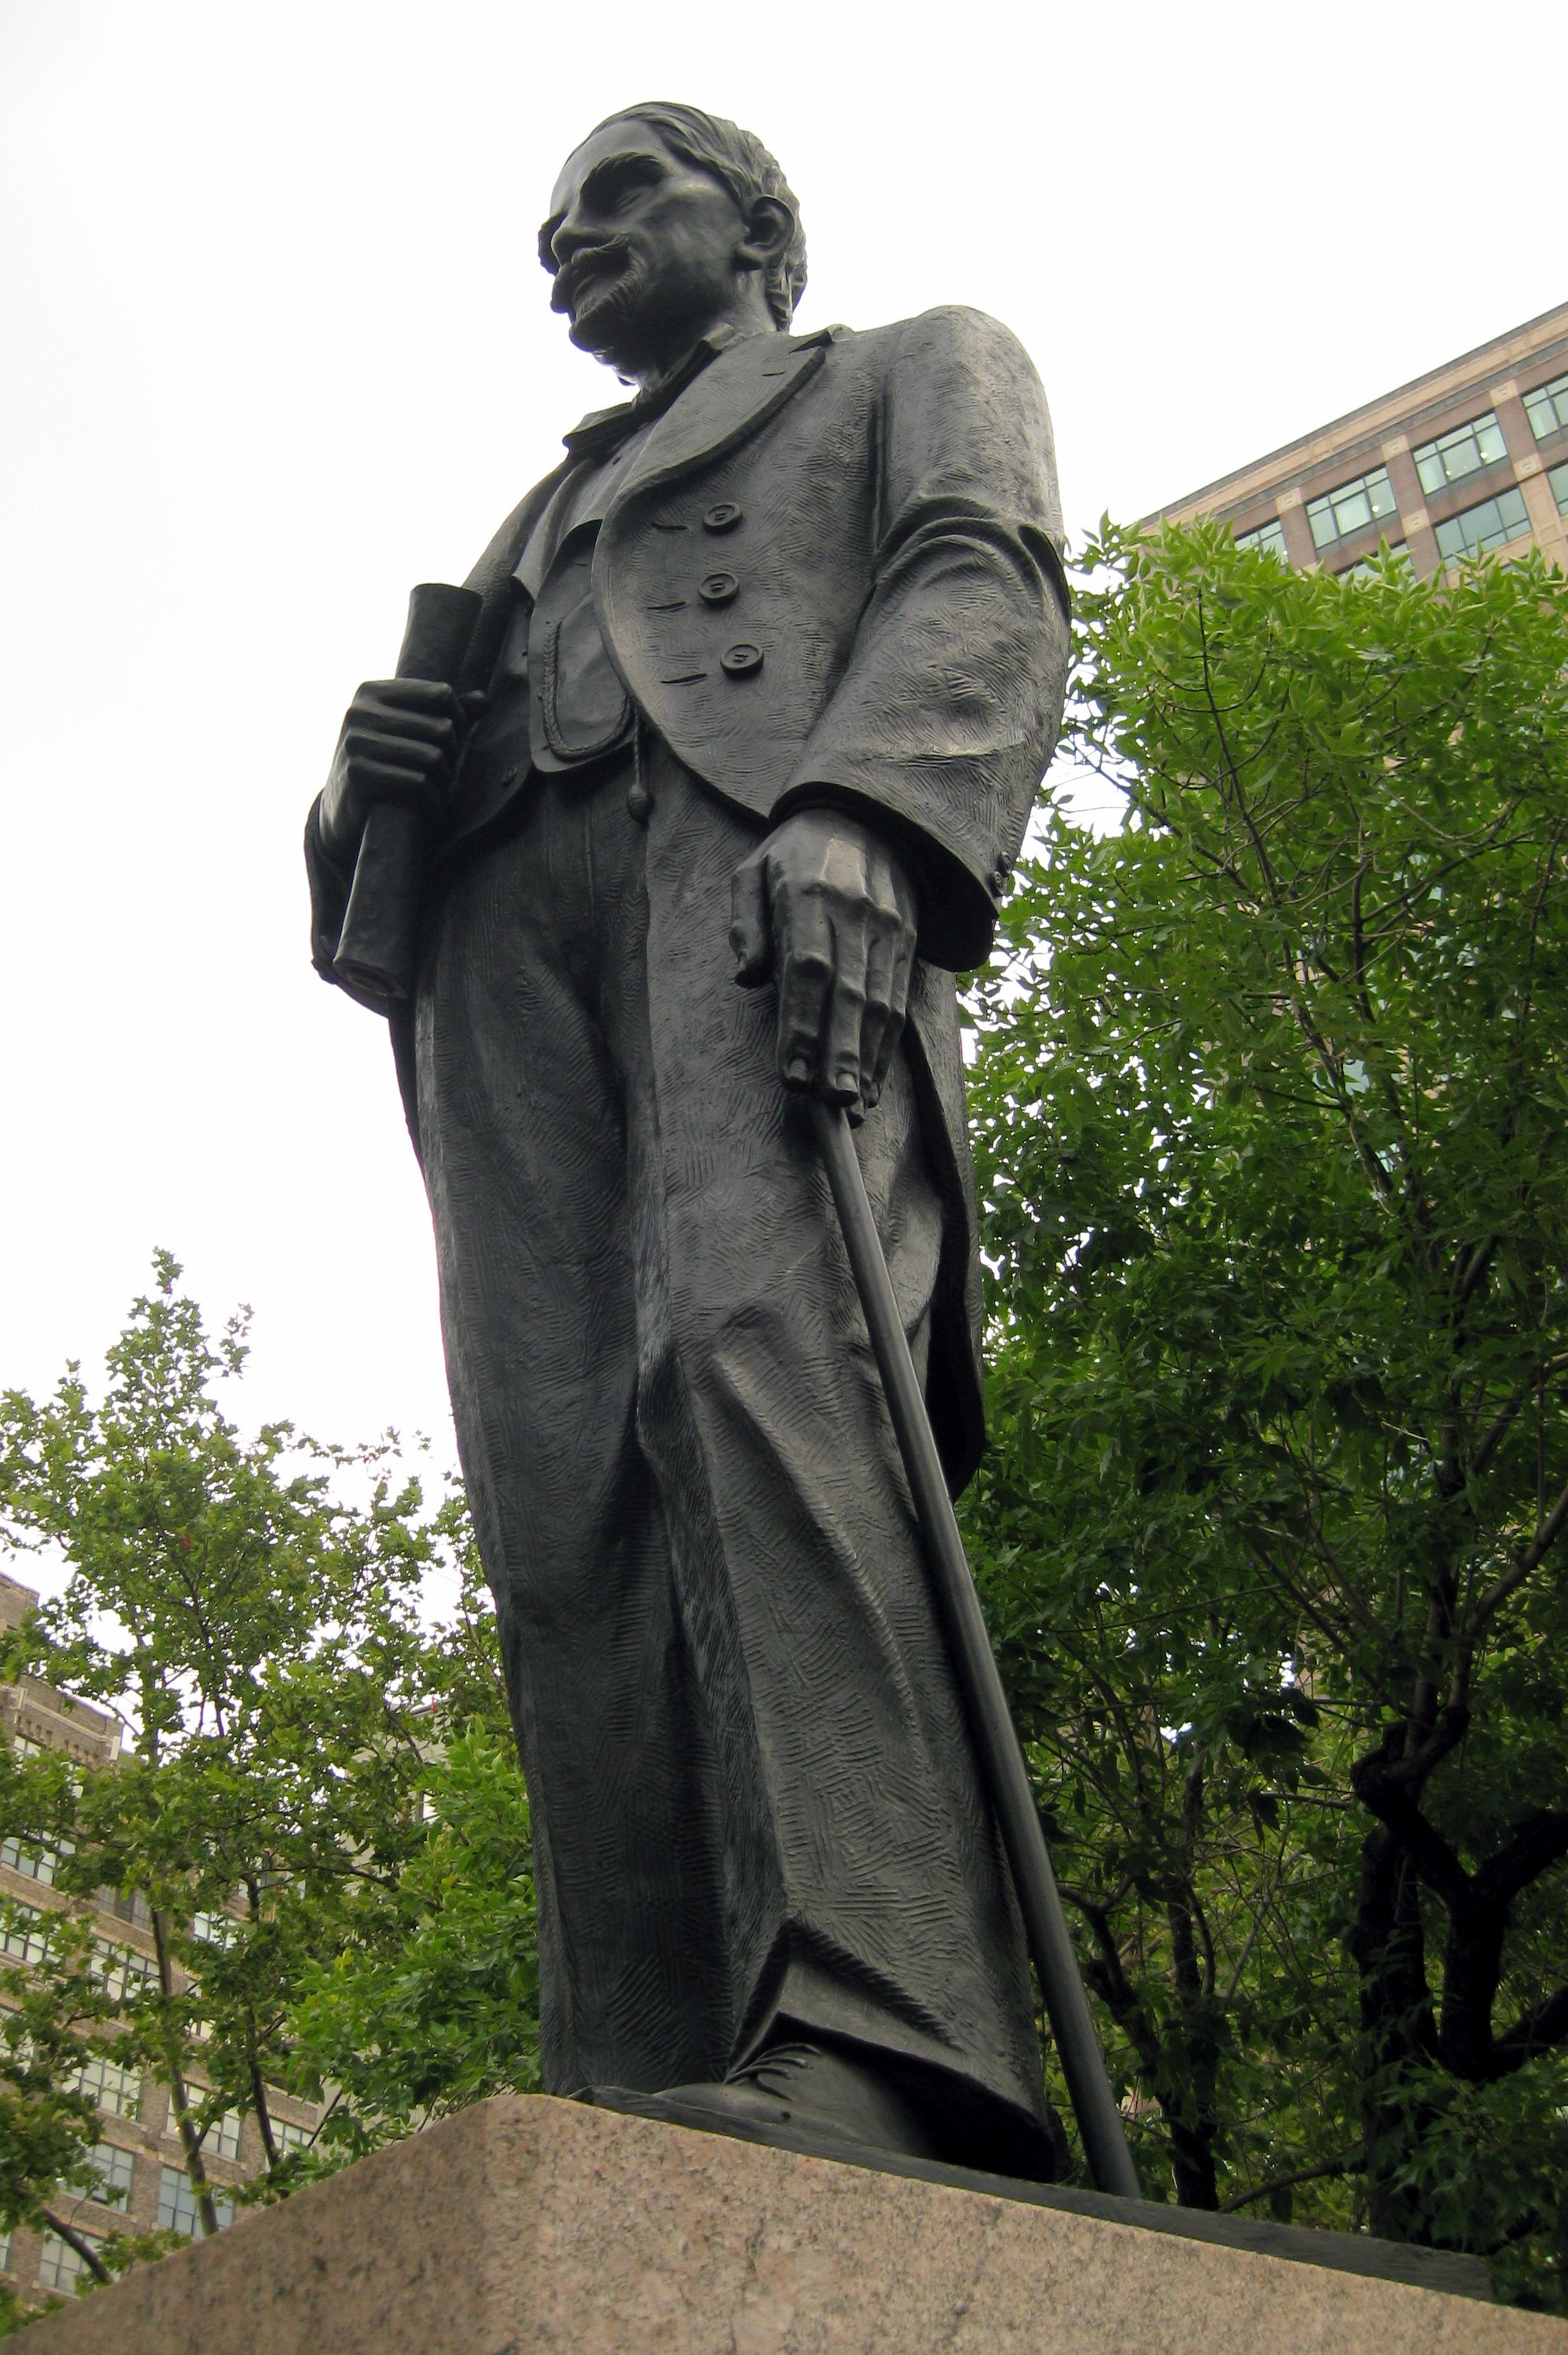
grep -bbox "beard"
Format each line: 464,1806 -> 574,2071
555,239 -> 655,366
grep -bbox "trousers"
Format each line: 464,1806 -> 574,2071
415,739 -> 1057,2173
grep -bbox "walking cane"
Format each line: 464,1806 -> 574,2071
810,1097 -> 1141,2200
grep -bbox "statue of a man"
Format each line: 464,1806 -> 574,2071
307,102 -> 1070,2180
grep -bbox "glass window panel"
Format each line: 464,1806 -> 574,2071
200,2108 -> 243,2161
37,2231 -> 101,2292
0,2228 -> 11,2272
84,2140 -> 134,2207
71,2053 -> 141,2117
1550,459 -> 1568,516
0,1839 -> 66,1885
1524,373 -> 1568,441
0,1905 -> 51,1964
1494,485 -> 1530,540
158,2166 -> 234,2237
98,1888 -> 152,1929
1435,487 -> 1532,561
93,1939 -> 157,2002
1413,414 -> 1507,493
1235,517 -> 1287,560
1307,466 -> 1397,550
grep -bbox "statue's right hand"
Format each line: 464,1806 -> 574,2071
317,677 -> 464,865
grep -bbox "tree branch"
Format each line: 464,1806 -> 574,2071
39,2207 -> 110,2284
1220,2156 -> 1361,2214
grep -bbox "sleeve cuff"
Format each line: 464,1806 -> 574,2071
765,782 -> 1001,972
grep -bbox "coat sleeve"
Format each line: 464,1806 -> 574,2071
770,307 -> 1069,972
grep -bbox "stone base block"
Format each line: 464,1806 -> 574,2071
24,2094 -> 1568,2353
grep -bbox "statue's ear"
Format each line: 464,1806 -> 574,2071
736,194 -> 796,277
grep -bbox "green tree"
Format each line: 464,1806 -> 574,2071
0,1257 -> 539,2317
964,524 -> 1568,2303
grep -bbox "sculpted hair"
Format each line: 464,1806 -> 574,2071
587,101 -> 808,328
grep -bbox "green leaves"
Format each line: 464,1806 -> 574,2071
964,525 -> 1568,2295
285,1727 -> 540,2164
0,1259 -> 538,2310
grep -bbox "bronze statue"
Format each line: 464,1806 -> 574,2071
307,103 -> 1071,2181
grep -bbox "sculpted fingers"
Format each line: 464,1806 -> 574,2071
859,923 -> 895,1108
775,892 -> 835,1091
822,918 -> 869,1108
340,722 -> 447,788
321,680 -> 465,860
731,812 -> 920,1103
865,853 -> 918,1104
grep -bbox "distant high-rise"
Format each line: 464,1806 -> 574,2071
1146,299 -> 1568,579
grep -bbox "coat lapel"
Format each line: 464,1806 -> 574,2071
604,326 -> 836,523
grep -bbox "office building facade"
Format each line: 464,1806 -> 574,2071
1147,299 -> 1568,579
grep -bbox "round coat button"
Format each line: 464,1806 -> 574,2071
699,571 -> 739,604
720,643 -> 763,677
703,501 -> 744,532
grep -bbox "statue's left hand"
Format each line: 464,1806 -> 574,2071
730,810 -> 917,1115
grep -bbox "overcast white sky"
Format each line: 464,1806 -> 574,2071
3,0 -> 1565,1475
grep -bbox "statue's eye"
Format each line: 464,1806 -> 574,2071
586,156 -> 663,215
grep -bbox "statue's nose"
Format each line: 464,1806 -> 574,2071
550,212 -> 595,272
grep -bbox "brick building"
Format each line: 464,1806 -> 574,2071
0,1571 -> 324,2310
1146,298 -> 1568,579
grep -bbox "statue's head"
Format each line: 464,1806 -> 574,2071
539,103 -> 807,384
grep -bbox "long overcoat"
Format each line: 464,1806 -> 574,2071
310,304 -> 1069,1491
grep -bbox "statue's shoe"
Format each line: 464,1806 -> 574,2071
592,2038 -> 939,2163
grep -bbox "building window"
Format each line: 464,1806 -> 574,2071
0,1839 -> 67,1885
1306,466 -> 1398,552
199,2108 -> 243,2162
0,2229 -> 12,2273
1412,411 -> 1507,494
1235,517 -> 1288,560
98,1888 -> 152,1930
190,1909 -> 238,1950
0,1905 -> 51,1964
84,2139 -> 135,2207
275,2119 -> 316,2155
157,2165 -> 234,2237
71,2053 -> 141,2118
1549,459 -> 1568,517
94,1940 -> 158,2002
1433,486 -> 1531,563
37,2230 -> 102,2293
1524,372 -> 1568,443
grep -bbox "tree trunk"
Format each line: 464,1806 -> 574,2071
1348,1825 -> 1437,2238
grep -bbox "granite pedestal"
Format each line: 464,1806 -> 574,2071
24,2094 -> 1568,2353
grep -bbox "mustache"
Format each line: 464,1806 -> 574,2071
551,238 -> 637,319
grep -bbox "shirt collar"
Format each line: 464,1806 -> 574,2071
561,323 -> 763,463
